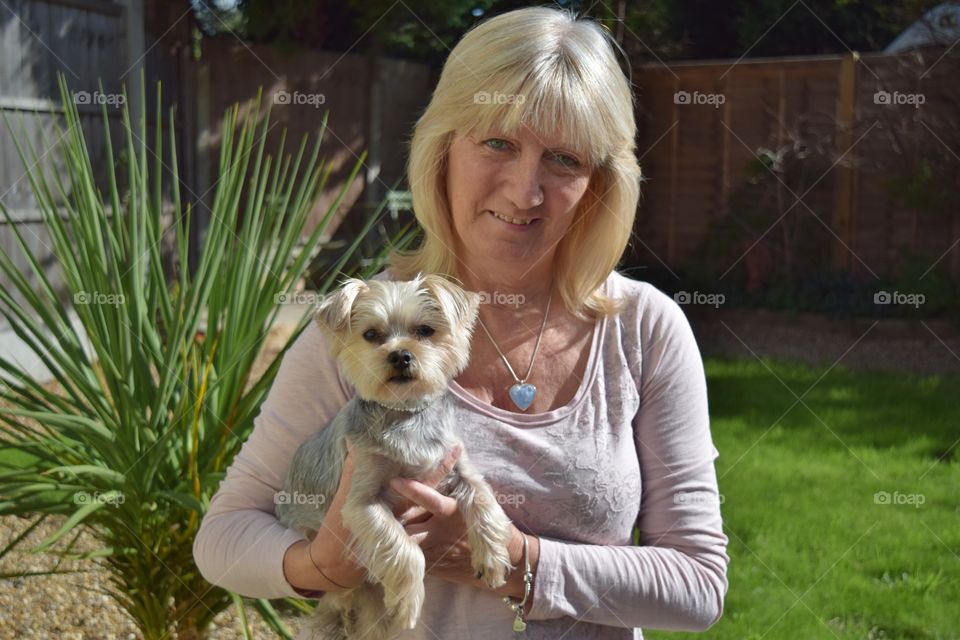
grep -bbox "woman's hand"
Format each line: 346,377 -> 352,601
302,440 -> 369,589
389,477 -> 532,600
297,440 -> 464,591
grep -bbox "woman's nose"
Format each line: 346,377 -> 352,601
503,154 -> 544,210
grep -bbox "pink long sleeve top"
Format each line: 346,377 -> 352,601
193,270 -> 729,639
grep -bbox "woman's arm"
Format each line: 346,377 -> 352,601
526,286 -> 728,630
191,320 -> 354,599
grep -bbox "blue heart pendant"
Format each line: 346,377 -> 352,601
509,383 -> 536,411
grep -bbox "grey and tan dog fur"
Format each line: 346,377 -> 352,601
276,274 -> 515,639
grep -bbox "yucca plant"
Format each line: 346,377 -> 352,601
0,73 -> 401,639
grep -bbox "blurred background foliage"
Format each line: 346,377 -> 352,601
189,0 -> 939,65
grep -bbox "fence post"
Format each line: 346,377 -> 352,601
364,44 -> 383,209
720,74 -> 730,219
669,75 -> 679,265
124,0 -> 145,125
831,51 -> 858,271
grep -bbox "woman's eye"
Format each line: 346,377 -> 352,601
484,138 -> 509,151
414,325 -> 435,338
553,153 -> 581,168
362,329 -> 379,342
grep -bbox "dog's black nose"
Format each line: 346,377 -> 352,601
388,349 -> 414,370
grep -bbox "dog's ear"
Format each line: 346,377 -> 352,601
315,278 -> 368,336
420,274 -> 480,332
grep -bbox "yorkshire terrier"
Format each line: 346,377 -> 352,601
276,274 -> 515,640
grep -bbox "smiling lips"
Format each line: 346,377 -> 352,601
488,210 -> 538,226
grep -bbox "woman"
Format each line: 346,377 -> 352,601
193,6 -> 728,639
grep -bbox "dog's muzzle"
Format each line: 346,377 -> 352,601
388,349 -> 414,371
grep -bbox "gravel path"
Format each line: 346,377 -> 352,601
0,513 -> 304,640
0,323 -> 305,639
688,309 -> 960,376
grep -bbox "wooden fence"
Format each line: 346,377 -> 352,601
195,39 -> 436,248
0,1 -> 435,339
1,0 -> 126,311
631,49 -> 960,286
0,0 -> 189,333
5,2 -> 957,332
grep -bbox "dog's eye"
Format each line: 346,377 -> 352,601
362,328 -> 379,342
414,325 -> 435,338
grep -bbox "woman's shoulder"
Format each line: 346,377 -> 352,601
606,270 -> 683,317
604,270 -> 693,343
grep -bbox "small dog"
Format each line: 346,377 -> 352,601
276,274 -> 515,640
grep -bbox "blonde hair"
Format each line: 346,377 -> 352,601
389,6 -> 642,319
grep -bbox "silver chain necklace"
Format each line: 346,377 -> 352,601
475,290 -> 552,411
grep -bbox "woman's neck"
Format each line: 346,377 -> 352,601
456,256 -> 556,307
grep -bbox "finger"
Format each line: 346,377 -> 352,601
396,505 -> 428,524
408,531 -> 429,545
329,440 -> 356,508
443,445 -> 462,472
424,445 -> 462,487
342,439 -> 355,475
399,510 -> 433,526
441,445 -> 462,474
390,478 -> 459,516
404,521 -> 432,537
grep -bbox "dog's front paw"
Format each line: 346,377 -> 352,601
387,582 -> 425,631
472,539 -> 513,589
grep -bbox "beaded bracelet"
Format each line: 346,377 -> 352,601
502,533 -> 534,632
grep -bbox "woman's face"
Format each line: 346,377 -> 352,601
445,124 -> 593,274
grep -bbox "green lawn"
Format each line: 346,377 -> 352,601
647,358 -> 960,640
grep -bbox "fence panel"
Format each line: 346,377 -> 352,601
633,50 -> 960,285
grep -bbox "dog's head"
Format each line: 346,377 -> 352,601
314,274 -> 479,407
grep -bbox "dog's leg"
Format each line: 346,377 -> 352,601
341,465 -> 425,633
447,455 -> 515,590
343,582 -> 404,640
302,595 -> 349,640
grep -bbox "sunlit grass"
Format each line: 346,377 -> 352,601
646,358 -> 960,640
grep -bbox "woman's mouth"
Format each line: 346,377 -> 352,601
487,210 -> 539,228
